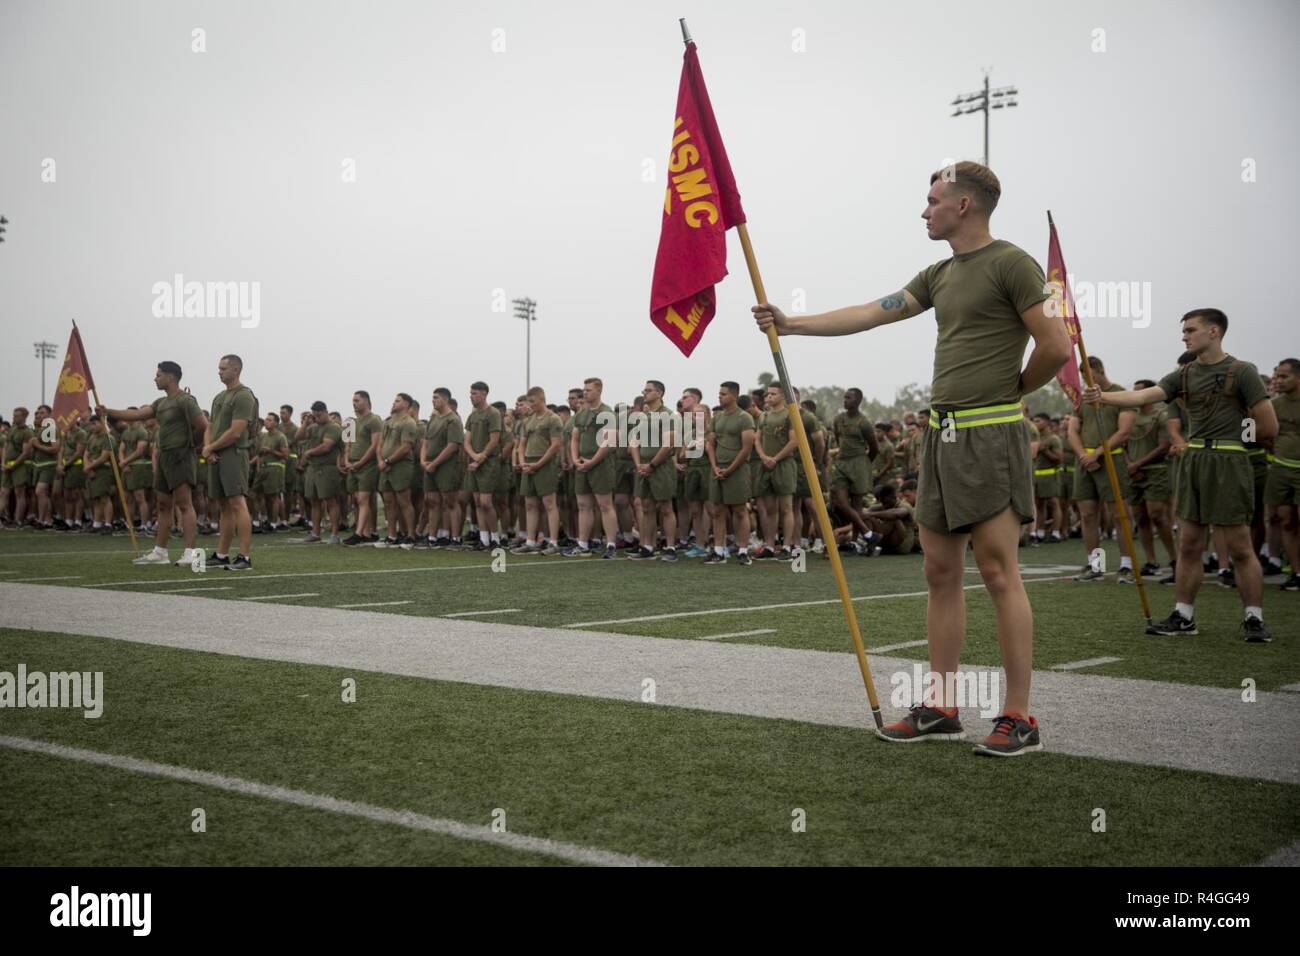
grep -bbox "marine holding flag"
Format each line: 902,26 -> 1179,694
649,41 -> 746,357
754,161 -> 1072,755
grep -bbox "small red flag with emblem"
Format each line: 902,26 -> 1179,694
649,42 -> 746,357
51,325 -> 95,432
1046,215 -> 1083,409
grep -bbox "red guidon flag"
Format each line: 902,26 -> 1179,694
649,42 -> 746,356
1046,217 -> 1083,409
51,325 -> 95,432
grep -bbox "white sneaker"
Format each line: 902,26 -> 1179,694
173,548 -> 197,567
133,549 -> 171,565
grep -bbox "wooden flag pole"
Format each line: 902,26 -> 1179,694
72,320 -> 141,555
737,223 -> 884,728
1047,215 -> 1151,624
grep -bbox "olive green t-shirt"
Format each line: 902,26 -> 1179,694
209,386 -> 257,451
833,411 -> 872,459
1126,407 -> 1169,464
30,422 -> 59,464
121,424 -> 151,465
348,412 -> 383,464
380,415 -> 420,460
522,410 -> 563,459
1034,432 -> 1062,470
1157,356 -> 1268,442
904,239 -> 1050,409
259,430 -> 289,462
424,412 -> 465,459
1273,393 -> 1300,461
631,403 -> 674,456
574,403 -> 613,458
708,407 -> 754,466
84,431 -> 116,465
61,427 -> 87,464
758,407 -> 792,457
307,422 -> 343,468
872,437 -> 894,479
150,391 -> 202,451
1079,384 -> 1126,448
465,406 -> 503,457
4,425 -> 34,462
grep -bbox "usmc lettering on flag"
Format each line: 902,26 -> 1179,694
649,42 -> 746,357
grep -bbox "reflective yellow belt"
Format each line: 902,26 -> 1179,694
1187,440 -> 1246,452
4,460 -> 16,467
1033,467 -> 1057,476
1248,448 -> 1267,458
928,402 -> 1024,429
1272,453 -> 1300,469
1084,446 -> 1124,455
264,461 -> 286,469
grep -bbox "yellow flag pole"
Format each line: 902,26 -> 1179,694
736,224 -> 884,728
1047,215 -> 1151,625
72,319 -> 141,555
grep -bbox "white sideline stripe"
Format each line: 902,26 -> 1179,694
444,609 -> 520,618
336,601 -> 413,609
82,560 -> 593,589
240,593 -> 322,602
0,734 -> 664,868
566,576 -> 1073,628
696,629 -> 776,641
1278,683 -> 1300,693
158,586 -> 233,593
1052,656 -> 1124,671
6,575 -> 82,583
868,639 -> 928,653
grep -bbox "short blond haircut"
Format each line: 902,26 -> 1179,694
584,377 -> 603,389
930,160 -> 1001,213
526,386 -> 546,400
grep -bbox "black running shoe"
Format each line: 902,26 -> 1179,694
225,554 -> 253,571
1147,609 -> 1197,635
627,547 -> 655,560
1242,617 -> 1273,643
1282,574 -> 1300,592
1140,562 -> 1162,576
1218,569 -> 1236,589
702,551 -> 726,564
342,534 -> 364,546
207,552 -> 231,566
737,552 -> 753,566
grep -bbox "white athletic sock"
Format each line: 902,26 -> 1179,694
152,546 -> 167,557
216,552 -> 227,560
1120,556 -> 1133,570
714,546 -> 726,556
480,530 -> 491,546
1245,606 -> 1263,621
1175,602 -> 1195,619
1260,544 -> 1270,558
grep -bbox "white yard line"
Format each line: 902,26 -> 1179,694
867,639 -> 929,654
6,575 -> 83,583
566,576 -> 1073,628
83,560 -> 593,589
0,734 -> 663,867
152,586 -> 233,594
239,593 -> 322,602
1278,683 -> 1300,693
336,600 -> 413,609
443,609 -> 521,618
1052,656 -> 1124,671
696,629 -> 776,641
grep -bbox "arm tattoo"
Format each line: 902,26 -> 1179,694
880,291 -> 906,311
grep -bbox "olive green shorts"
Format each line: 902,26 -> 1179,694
830,455 -> 872,496
31,461 -> 58,488
575,456 -> 616,496
561,468 -> 576,497
2,462 -> 32,488
1264,462 -> 1300,507
1175,449 -> 1254,527
614,458 -> 635,497
1057,466 -> 1072,499
346,462 -> 379,494
62,463 -> 85,491
634,459 -> 677,501
155,447 -> 197,495
379,460 -> 416,494
463,456 -> 501,494
125,462 -> 153,491
520,457 -> 560,497
256,464 -> 286,494
684,464 -> 710,502
915,419 -> 1034,534
1032,472 -> 1059,500
709,462 -> 752,507
86,468 -> 115,499
305,465 -> 343,501
1130,464 -> 1171,503
1072,454 -> 1132,502
424,459 -> 461,494
284,457 -> 299,492
754,458 -> 796,497
207,449 -> 249,499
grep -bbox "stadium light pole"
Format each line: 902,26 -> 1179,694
34,340 -> 57,405
949,70 -> 1018,166
511,297 -> 537,391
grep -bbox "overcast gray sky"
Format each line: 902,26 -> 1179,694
2,0 -> 1296,417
